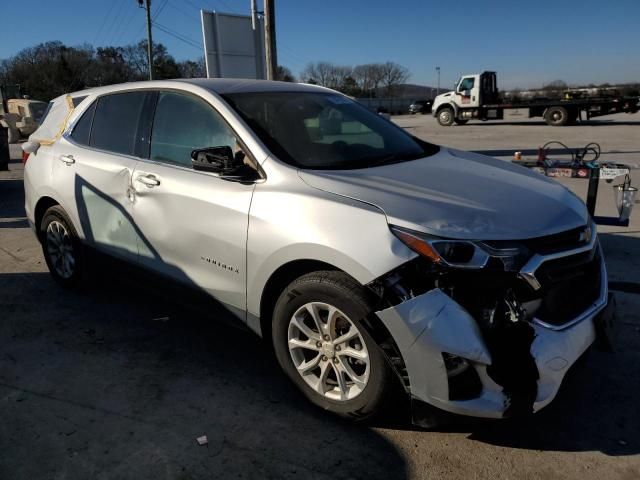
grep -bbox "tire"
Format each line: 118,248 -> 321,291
437,107 -> 455,126
40,205 -> 84,287
544,106 -> 570,126
7,127 -> 19,144
454,118 -> 468,125
272,271 -> 394,421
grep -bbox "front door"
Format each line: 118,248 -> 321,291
456,75 -> 480,108
130,90 -> 255,312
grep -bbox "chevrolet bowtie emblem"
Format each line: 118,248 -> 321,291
579,225 -> 592,243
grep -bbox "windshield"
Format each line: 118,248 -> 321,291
222,92 -> 438,170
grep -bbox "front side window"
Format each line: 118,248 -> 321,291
458,77 -> 475,92
90,92 -> 148,156
223,92 -> 438,170
150,91 -> 237,168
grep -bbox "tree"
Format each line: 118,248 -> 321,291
353,63 -> 386,97
122,40 -> 180,80
340,76 -> 360,97
0,41 -> 93,101
301,62 -> 351,90
542,79 -> 567,91
380,61 -> 410,96
275,65 -> 295,82
91,46 -> 135,85
178,57 -> 206,78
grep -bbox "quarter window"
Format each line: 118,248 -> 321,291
90,92 -> 148,156
70,100 -> 97,146
150,91 -> 237,168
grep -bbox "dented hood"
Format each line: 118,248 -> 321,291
298,147 -> 589,240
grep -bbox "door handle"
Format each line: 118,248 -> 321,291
136,174 -> 160,187
59,154 -> 75,165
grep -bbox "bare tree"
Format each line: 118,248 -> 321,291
178,57 -> 206,78
301,62 -> 352,90
380,61 -> 410,96
353,63 -> 386,97
275,65 -> 296,82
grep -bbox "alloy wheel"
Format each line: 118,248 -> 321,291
46,220 -> 75,279
287,302 -> 370,401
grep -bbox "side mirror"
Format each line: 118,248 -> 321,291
22,140 -> 40,154
191,146 -> 235,174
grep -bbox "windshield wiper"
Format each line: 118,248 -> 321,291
362,151 -> 424,168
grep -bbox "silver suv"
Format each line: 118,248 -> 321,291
23,79 -> 609,426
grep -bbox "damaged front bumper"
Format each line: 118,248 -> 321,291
375,254 -> 610,420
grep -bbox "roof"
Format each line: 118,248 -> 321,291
66,78 -> 331,99
174,78 -> 332,95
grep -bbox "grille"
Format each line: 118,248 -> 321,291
533,247 -> 602,325
521,225 -> 589,255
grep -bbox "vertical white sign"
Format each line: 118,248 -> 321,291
200,10 -> 266,79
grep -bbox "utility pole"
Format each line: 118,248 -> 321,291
138,0 -> 154,80
436,66 -> 440,96
264,0 -> 277,80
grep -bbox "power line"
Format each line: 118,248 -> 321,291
152,0 -> 170,21
102,0 -> 129,45
93,2 -> 118,46
112,2 -> 139,45
166,1 -> 197,21
153,21 -> 202,50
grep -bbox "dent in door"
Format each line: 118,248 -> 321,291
74,171 -> 142,258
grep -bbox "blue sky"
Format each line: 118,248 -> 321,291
1,0 -> 638,89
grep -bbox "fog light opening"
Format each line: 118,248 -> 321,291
443,352 -> 470,377
443,353 -> 483,400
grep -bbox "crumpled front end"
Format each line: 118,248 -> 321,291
369,224 -> 610,421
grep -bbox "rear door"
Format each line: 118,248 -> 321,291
130,90 -> 255,312
55,91 -> 153,260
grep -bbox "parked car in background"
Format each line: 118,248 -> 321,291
409,99 -> 432,114
0,97 -> 48,143
22,79 -> 611,427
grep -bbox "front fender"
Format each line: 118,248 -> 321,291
246,181 -> 416,318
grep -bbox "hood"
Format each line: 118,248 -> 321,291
435,91 -> 454,101
298,148 -> 589,240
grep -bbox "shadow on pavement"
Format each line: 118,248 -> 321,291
0,269 -> 408,479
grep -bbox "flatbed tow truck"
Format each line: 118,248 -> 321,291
432,71 -> 639,126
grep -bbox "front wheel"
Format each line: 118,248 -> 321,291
437,107 -> 455,126
272,271 -> 394,420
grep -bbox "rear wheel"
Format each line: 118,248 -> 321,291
544,106 -> 570,126
437,107 -> 455,126
272,271 -> 393,420
40,205 -> 83,287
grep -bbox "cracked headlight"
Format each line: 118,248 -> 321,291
390,226 -> 489,269
390,226 -> 531,271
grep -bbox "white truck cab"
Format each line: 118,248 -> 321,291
432,71 -> 502,126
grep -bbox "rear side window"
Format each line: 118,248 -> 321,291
90,92 -> 148,156
70,101 -> 97,146
72,96 -> 87,107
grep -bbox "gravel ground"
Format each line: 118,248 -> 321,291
1,112 -> 640,480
